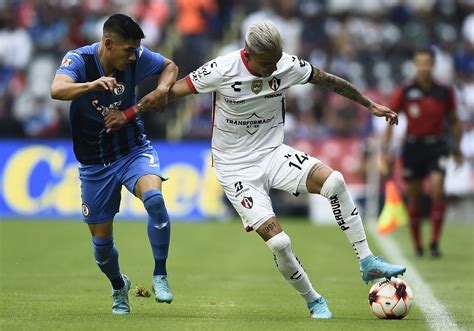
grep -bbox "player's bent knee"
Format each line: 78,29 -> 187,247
143,190 -> 166,211
320,171 -> 345,198
143,189 -> 170,227
265,231 -> 291,252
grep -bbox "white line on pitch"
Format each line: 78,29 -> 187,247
367,223 -> 460,331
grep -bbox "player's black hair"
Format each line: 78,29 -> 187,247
103,14 -> 145,40
413,47 -> 435,60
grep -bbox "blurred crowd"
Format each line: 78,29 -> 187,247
0,0 -> 473,159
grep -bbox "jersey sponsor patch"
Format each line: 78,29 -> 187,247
61,58 -> 73,67
408,103 -> 420,118
251,80 -> 263,94
407,88 -> 422,99
225,113 -> 275,135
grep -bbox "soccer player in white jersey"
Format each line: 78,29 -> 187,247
107,21 -> 407,319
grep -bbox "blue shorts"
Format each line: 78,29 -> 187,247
78,145 -> 166,224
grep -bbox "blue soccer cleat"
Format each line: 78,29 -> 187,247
307,296 -> 333,319
360,255 -> 406,284
152,275 -> 173,304
112,274 -> 131,315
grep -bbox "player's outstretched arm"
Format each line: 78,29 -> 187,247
104,75 -> 192,133
168,78 -> 194,102
136,58 -> 178,112
51,74 -> 118,100
309,66 -> 398,125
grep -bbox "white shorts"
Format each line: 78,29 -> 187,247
214,144 -> 322,232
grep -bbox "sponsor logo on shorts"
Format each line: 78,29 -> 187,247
82,203 -> 90,217
241,196 -> 253,209
235,187 -> 249,198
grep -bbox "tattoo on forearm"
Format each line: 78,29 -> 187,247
310,66 -> 371,107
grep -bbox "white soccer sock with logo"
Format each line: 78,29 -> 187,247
319,171 -> 372,260
266,232 -> 321,304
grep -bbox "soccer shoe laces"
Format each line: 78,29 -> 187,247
112,286 -> 128,302
155,276 -> 171,294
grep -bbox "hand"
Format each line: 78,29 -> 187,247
89,76 -> 118,92
137,86 -> 169,112
104,109 -> 127,133
368,102 -> 398,125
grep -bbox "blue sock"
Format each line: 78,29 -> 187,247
92,235 -> 124,290
143,190 -> 171,276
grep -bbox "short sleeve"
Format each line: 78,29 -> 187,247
56,52 -> 86,82
135,46 -> 165,83
185,59 -> 223,94
285,54 -> 313,86
389,86 -> 405,113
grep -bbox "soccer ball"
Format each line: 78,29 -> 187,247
368,277 -> 414,319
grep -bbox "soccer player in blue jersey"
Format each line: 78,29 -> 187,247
51,14 -> 178,314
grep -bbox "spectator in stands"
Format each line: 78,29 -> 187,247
173,0 -> 218,76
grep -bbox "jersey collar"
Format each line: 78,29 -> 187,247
240,48 -> 261,77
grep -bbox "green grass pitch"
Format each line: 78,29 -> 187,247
0,219 -> 472,330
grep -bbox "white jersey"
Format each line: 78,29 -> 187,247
185,49 -> 312,166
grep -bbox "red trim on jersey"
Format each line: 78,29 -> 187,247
240,48 -> 261,77
185,75 -> 198,94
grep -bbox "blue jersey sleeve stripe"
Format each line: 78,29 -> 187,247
56,70 -> 78,82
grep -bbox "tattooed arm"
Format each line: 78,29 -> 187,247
310,66 -> 398,125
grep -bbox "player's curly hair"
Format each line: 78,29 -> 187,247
245,21 -> 282,55
103,14 -> 145,40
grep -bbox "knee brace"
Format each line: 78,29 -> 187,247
320,171 -> 345,199
266,232 -> 291,253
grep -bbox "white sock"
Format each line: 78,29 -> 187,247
320,171 -> 373,260
266,232 -> 321,304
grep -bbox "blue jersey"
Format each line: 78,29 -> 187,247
56,43 -> 165,165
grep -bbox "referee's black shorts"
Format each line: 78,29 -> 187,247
401,136 -> 449,181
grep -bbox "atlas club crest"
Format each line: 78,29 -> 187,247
241,196 -> 254,209
268,77 -> 281,91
